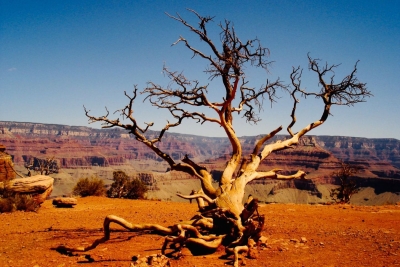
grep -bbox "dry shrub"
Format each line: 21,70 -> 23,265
107,171 -> 148,199
0,193 -> 39,213
14,194 -> 39,212
0,197 -> 14,212
73,176 -> 106,197
125,178 -> 148,199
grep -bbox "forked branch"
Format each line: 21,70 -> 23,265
84,91 -> 215,189
76,9 -> 371,267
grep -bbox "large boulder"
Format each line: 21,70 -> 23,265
0,175 -> 54,205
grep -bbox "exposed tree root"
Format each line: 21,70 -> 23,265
55,199 -> 264,267
57,8 -> 369,267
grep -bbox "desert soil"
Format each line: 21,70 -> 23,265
1,197 -> 399,267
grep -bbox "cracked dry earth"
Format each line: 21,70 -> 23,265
1,197 -> 399,267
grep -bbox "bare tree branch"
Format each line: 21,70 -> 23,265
75,10 -> 371,267
287,66 -> 303,136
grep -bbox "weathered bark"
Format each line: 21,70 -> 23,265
56,202 -> 263,267
59,9 -> 370,267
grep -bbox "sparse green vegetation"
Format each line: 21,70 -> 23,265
107,171 -> 148,199
73,176 -> 106,197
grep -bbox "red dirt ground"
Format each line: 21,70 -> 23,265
1,197 -> 399,267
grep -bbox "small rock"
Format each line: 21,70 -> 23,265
277,246 -> 286,252
52,197 -> 77,208
258,236 -> 268,247
300,237 -> 308,244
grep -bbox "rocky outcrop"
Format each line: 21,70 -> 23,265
1,175 -> 54,205
0,145 -> 16,182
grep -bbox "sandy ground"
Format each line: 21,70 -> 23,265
1,197 -> 399,267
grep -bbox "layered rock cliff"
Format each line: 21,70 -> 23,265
0,121 -> 225,169
315,136 -> 400,175
1,121 -> 399,180
1,121 -> 399,203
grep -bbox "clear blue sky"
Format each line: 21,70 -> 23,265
1,0 -> 399,139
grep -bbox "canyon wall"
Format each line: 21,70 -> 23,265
1,121 -> 399,203
0,121 -> 225,169
1,121 -> 399,178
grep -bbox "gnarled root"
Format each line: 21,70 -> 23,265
55,214 -> 175,253
55,214 -> 224,257
223,199 -> 265,267
226,245 -> 249,267
185,235 -> 225,256
54,198 -> 264,267
161,223 -> 225,256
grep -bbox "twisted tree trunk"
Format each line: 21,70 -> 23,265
56,9 -> 369,267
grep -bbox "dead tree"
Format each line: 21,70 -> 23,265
56,9 -> 371,267
25,156 -> 59,176
24,158 -> 34,177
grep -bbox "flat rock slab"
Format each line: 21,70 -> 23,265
52,197 -> 77,208
4,175 -> 54,193
0,175 -> 54,205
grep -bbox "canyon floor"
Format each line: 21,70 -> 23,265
1,197 -> 399,267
